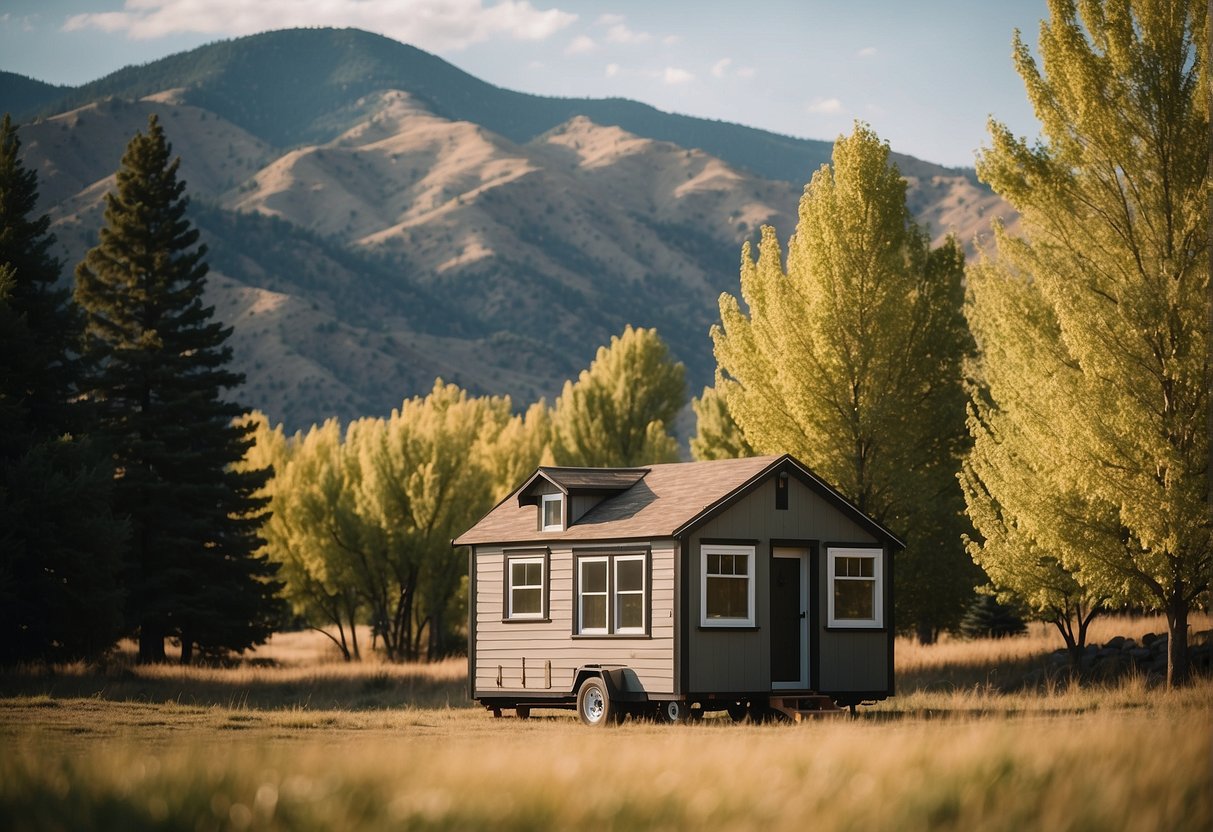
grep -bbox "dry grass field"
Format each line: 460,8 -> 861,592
1,617 -> 1210,831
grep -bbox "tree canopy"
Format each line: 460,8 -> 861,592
551,325 -> 685,468
75,114 -> 282,663
0,115 -> 126,664
968,0 -> 1209,685
713,123 -> 977,640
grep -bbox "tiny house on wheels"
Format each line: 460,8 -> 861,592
452,454 -> 903,725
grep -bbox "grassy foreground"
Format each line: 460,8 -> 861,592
1,621 -> 1210,831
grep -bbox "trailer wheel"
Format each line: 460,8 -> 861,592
576,677 -> 617,726
658,699 -> 689,724
516,706 -> 531,720
726,701 -> 748,723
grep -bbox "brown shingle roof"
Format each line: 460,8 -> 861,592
455,455 -> 781,546
526,467 -> 648,493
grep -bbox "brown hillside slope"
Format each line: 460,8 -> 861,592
21,90 -> 1015,429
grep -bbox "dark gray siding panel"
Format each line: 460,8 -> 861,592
817,632 -> 889,691
687,476 -> 882,694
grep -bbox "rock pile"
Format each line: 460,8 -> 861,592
1047,629 -> 1212,680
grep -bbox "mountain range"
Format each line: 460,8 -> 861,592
2,28 -> 1016,431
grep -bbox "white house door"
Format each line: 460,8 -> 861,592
771,547 -> 809,690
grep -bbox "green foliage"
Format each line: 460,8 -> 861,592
74,115 -> 283,663
551,325 -> 686,467
253,381 -> 541,660
690,384 -> 754,461
713,124 -> 978,640
0,115 -> 126,664
972,0 -> 1210,685
958,594 -> 1027,640
961,258 -> 1116,657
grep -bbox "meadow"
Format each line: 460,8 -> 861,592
1,615 -> 1210,831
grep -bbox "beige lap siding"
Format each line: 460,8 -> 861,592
474,543 -> 676,696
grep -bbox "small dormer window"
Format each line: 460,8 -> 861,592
541,493 -> 563,531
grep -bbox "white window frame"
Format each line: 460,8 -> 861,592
613,554 -> 647,635
506,555 -> 545,620
540,493 -> 563,532
700,544 -> 756,628
827,546 -> 883,628
578,556 -> 610,635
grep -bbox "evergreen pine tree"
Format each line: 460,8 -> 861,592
75,114 -> 283,663
958,595 -> 1027,641
0,116 -> 126,664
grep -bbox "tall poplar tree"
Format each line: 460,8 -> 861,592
971,0 -> 1209,686
0,115 -> 125,663
713,124 -> 977,641
75,115 -> 282,663
961,262 -> 1117,662
551,325 -> 686,468
690,384 -> 754,461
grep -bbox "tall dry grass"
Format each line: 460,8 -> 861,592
1,618 -> 1210,830
1,699 -> 1208,831
891,612 -> 1213,702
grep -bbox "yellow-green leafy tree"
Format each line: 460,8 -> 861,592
960,267 -> 1120,664
357,381 -> 509,659
689,384 -> 754,461
249,415 -> 366,660
972,0 -> 1209,685
481,400 -> 554,498
713,124 -> 977,641
552,325 -> 685,467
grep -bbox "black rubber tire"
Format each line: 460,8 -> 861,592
576,677 -> 616,727
726,701 -> 748,723
658,699 -> 689,724
516,706 -> 531,719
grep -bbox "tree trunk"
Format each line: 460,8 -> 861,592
1166,596 -> 1190,687
1053,616 -> 1081,668
915,622 -> 938,645
346,597 -> 361,661
138,624 -> 166,663
179,636 -> 193,665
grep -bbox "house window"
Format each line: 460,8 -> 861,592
701,544 -> 755,627
579,557 -> 609,634
614,555 -> 646,634
506,555 -> 545,620
576,552 -> 648,636
541,493 -> 563,531
827,547 -> 883,628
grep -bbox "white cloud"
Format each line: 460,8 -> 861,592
63,0 -> 577,50
564,34 -> 595,55
808,97 -> 844,114
605,62 -> 620,78
711,57 -> 755,81
662,34 -> 681,46
662,66 -> 693,85
856,45 -> 877,58
594,13 -> 649,44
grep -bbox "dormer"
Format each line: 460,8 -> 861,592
517,466 -> 649,532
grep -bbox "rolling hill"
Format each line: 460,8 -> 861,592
4,28 -> 1016,431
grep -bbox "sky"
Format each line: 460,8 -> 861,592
0,0 -> 1051,169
